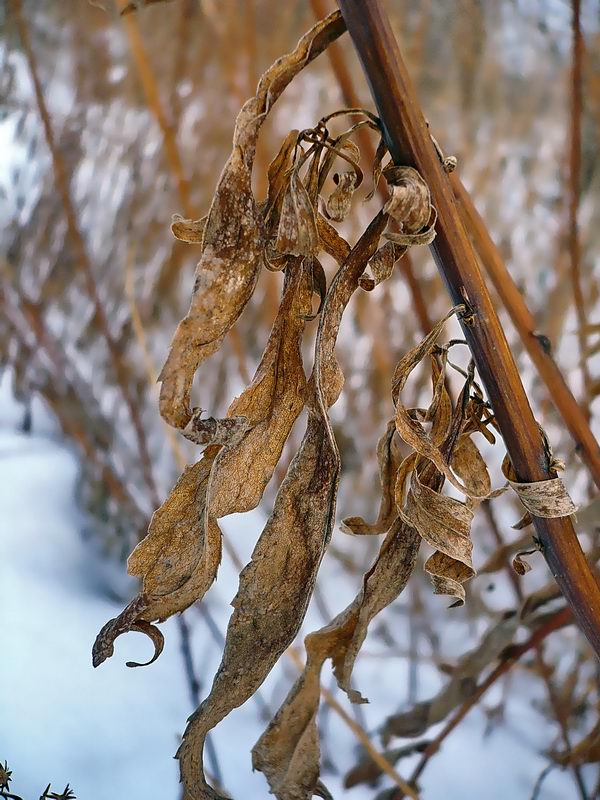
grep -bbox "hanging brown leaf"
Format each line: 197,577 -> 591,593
275,168 -> 319,256
158,11 -> 346,428
177,211 -> 388,799
341,419 -> 401,536
171,214 -> 208,245
325,171 -> 358,222
92,454 -> 218,667
253,515 -> 421,799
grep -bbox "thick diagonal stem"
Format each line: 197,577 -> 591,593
337,0 -> 600,657
453,177 -> 600,489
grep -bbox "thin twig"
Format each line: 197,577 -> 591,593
11,0 -> 161,509
569,0 -> 592,418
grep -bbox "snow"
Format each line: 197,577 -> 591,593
0,375 -> 589,799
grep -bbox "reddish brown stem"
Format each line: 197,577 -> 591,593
453,177 -> 600,489
404,606 -> 573,794
337,0 -> 600,657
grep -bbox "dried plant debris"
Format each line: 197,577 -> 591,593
178,211 -> 388,799
89,11 -> 581,800
158,11 -> 346,429
381,612 -> 519,743
0,761 -> 75,800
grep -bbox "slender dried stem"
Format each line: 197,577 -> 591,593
11,0 -> 161,509
569,0 -> 592,416
398,606 -> 573,797
337,0 -> 600,659
453,177 -> 600,489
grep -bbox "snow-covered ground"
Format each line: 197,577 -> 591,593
0,374 -> 587,799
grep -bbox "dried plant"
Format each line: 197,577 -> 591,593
86,11 -> 586,799
0,762 -> 75,800
4,1 -> 600,799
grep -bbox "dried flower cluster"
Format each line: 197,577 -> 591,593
87,12 -> 585,799
0,761 -> 75,800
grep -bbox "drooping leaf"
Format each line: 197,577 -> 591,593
158,11 -> 346,428
341,420 -> 401,536
92,454 -> 218,667
177,212 -> 389,799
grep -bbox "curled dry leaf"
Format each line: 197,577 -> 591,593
325,171 -> 358,222
383,165 -> 432,234
252,515 -> 420,800
341,419 -> 401,535
359,241 -> 402,292
275,168 -> 319,257
501,454 -> 578,527
92,254 -> 311,668
177,212 -> 389,799
158,10 -> 346,428
171,214 -> 208,244
512,549 -> 535,575
479,530 -> 534,575
92,455 -> 218,667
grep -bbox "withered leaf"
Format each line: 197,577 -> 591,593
92,455 -> 218,667
364,136 -> 388,202
382,612 -> 519,742
206,256 -> 310,520
177,212 -> 388,799
158,144 -> 264,429
325,171 -> 358,222
479,531 -> 535,575
512,549 -> 535,575
392,306 -> 480,497
253,515 -> 420,799
171,214 -> 208,245
94,256 -> 312,670
158,11 -> 345,428
359,241 -> 402,292
341,420 -> 401,536
383,165 -> 432,233
275,168 -> 319,257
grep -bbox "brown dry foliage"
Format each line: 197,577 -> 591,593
87,12 -> 584,799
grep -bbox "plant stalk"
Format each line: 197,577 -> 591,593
452,176 -> 600,489
336,0 -> 600,658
